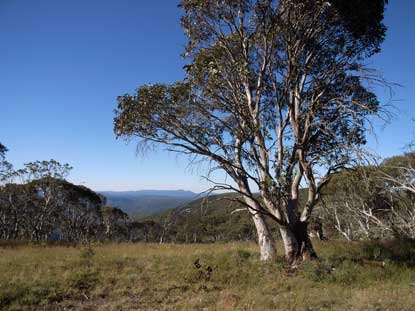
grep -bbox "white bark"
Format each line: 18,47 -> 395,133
239,183 -> 276,261
251,212 -> 276,261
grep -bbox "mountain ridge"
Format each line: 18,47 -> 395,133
99,189 -> 199,217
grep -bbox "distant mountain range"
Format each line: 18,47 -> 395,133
99,190 -> 199,217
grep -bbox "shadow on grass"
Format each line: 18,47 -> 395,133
0,240 -> 80,249
358,239 -> 415,264
301,239 -> 415,286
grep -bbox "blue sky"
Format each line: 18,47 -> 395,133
1,1 -> 414,192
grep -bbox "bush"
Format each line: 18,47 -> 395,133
302,260 -> 334,283
236,249 -> 252,261
70,245 -> 100,291
359,239 -> 415,263
70,270 -> 100,291
0,281 -> 64,308
79,245 -> 95,267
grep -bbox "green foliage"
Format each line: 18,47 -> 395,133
0,143 -> 12,180
331,0 -> 388,55
0,281 -> 64,308
236,249 -> 252,261
115,0 -> 390,242
302,258 -> 387,286
70,245 -> 100,292
70,270 -> 100,292
23,159 -> 72,180
79,245 -> 95,267
0,143 -> 7,161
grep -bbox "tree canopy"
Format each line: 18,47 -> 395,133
114,0 -> 389,262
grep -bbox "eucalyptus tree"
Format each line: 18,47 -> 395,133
319,166 -> 392,241
318,153 -> 415,241
101,205 -> 129,240
56,181 -> 104,242
18,160 -> 73,240
0,143 -> 6,159
0,160 -> 71,240
375,153 -> 415,239
114,0 -> 389,263
0,145 -> 19,239
0,160 -> 106,241
0,143 -> 12,179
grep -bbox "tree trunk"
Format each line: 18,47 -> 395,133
280,221 -> 317,266
242,193 -> 276,261
251,213 -> 276,261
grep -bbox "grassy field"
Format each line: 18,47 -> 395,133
1,240 -> 415,310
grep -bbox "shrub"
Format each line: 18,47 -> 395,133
70,270 -> 99,291
70,245 -> 100,291
236,249 -> 252,261
359,239 -> 415,263
0,281 -> 64,308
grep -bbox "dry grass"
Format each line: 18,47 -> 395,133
1,240 -> 415,310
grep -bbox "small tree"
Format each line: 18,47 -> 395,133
101,206 -> 129,240
114,0 -> 389,263
0,144 -> 12,179
0,143 -> 6,159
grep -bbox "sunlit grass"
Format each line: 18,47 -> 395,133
1,240 -> 414,310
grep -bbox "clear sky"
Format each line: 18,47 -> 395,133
1,0 -> 414,192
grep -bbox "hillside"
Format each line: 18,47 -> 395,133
100,190 -> 198,217
131,189 -> 315,243
142,193 -> 279,243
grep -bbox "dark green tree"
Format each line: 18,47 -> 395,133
0,143 -> 12,179
0,143 -> 6,158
